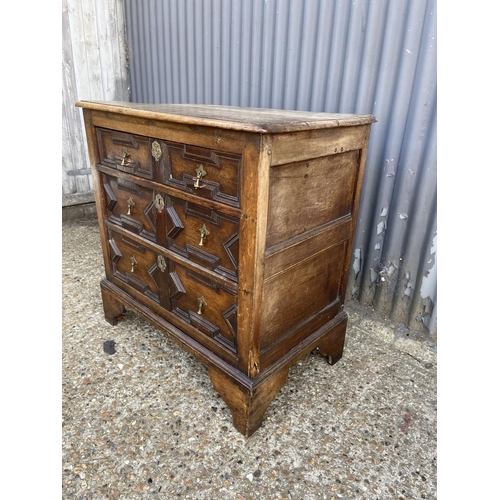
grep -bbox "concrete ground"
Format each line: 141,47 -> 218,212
62,213 -> 437,500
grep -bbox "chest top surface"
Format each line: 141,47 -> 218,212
76,101 -> 376,133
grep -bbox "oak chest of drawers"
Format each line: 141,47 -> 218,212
76,101 -> 376,436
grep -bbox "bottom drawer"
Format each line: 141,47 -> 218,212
105,229 -> 238,356
167,262 -> 238,355
107,230 -> 162,305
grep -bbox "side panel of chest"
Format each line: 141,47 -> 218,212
259,125 -> 371,370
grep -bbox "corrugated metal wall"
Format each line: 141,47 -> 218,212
123,0 -> 437,334
62,0 -> 130,206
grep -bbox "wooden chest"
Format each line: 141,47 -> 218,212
76,101 -> 376,436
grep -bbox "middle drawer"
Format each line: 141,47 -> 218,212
101,171 -> 240,282
163,194 -> 240,282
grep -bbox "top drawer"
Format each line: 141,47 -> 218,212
96,128 -> 161,180
96,129 -> 242,208
164,141 -> 242,208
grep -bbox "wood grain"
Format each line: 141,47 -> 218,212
269,124 -> 371,166
76,100 -> 376,133
260,242 -> 347,350
265,150 -> 360,248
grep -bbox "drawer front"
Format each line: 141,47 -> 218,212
102,173 -> 158,243
168,262 -> 238,355
107,230 -> 163,305
96,128 -> 162,180
164,194 -> 240,281
163,141 -> 241,207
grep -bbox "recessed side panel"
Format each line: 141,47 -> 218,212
259,240 -> 348,369
265,150 -> 360,249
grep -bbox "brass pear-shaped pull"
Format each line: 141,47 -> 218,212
130,255 -> 138,273
121,148 -> 129,166
197,296 -> 207,315
127,197 -> 135,215
193,164 -> 207,189
198,223 -> 210,246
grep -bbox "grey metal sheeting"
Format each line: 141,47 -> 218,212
123,0 -> 437,334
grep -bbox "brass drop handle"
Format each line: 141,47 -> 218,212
197,296 -> 207,315
121,148 -> 130,166
198,223 -> 210,246
130,255 -> 137,273
127,197 -> 135,215
193,164 -> 207,189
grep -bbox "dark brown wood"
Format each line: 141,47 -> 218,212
165,195 -> 240,281
77,100 -> 375,437
96,128 -> 159,180
207,364 -> 290,437
317,312 -> 348,365
101,283 -> 126,325
264,217 -> 351,278
270,124 -> 372,165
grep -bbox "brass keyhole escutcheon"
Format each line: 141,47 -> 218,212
121,148 -> 130,166
198,223 -> 210,246
127,197 -> 135,215
193,164 -> 207,189
197,296 -> 207,315
157,254 -> 166,273
151,140 -> 162,162
154,193 -> 165,213
130,255 -> 138,273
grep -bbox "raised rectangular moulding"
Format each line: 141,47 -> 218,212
76,100 -> 376,437
163,140 -> 242,208
96,128 -> 160,179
